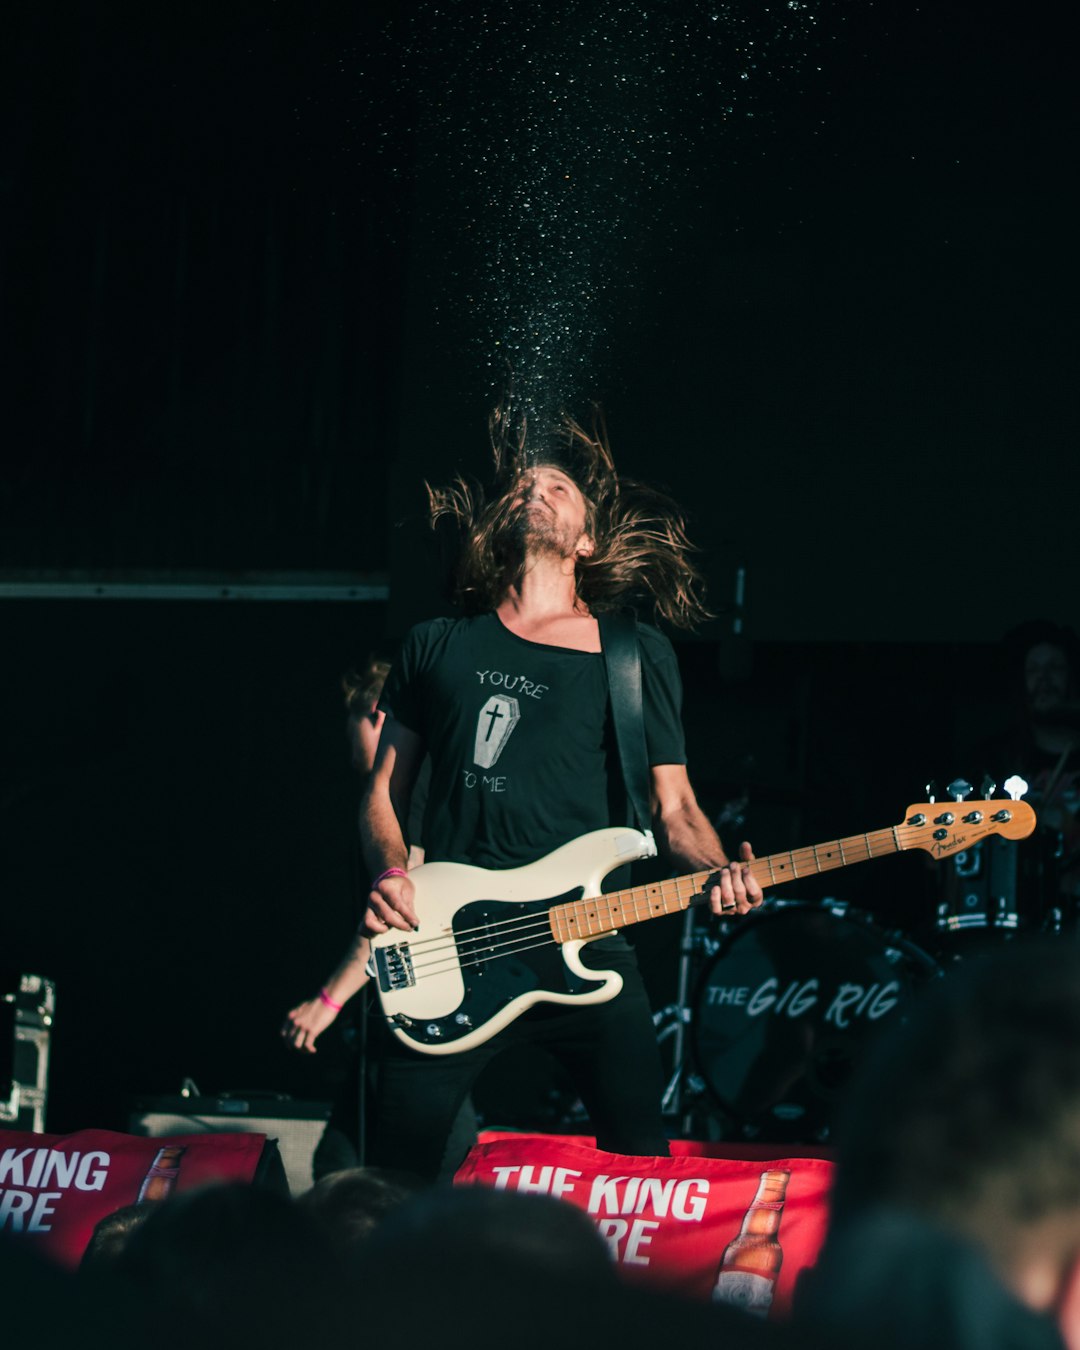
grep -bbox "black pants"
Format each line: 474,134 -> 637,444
369,946 -> 669,1181
312,996 -> 479,1184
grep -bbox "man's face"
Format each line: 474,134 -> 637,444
507,465 -> 593,561
1025,642 -> 1071,716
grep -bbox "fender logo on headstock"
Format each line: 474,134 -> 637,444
932,833 -> 969,857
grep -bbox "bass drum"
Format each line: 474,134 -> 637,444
692,901 -> 940,1141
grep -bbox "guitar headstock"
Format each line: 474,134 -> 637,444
898,796 -> 1037,859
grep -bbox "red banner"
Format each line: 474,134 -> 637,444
0,1128 -> 267,1269
455,1133 -> 833,1317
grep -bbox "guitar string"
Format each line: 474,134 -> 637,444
386,879 -> 702,958
393,888 -> 708,980
393,837 -> 915,980
397,848 -> 882,983
406,918 -> 557,970
402,892 -> 697,975
384,827 -> 914,962
409,930 -> 566,981
379,821 -> 1003,986
406,919 -> 698,983
385,870 -> 720,969
400,907 -> 656,978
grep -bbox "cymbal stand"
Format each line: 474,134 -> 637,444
656,905 -> 711,1135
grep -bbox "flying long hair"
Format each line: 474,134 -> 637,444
426,406 -> 712,630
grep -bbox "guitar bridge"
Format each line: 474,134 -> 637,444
374,942 -> 415,993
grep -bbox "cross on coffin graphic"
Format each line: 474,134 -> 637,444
474,694 -> 521,768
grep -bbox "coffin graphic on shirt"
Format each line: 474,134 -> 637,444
370,796 -> 1037,1055
473,694 -> 521,768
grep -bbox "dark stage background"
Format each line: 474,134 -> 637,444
2,0 -> 1076,1133
0,598 -> 1020,1134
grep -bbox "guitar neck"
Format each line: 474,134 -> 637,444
548,825 -> 903,941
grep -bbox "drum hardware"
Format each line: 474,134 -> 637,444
654,905 -> 710,1132
656,772 -> 1038,1137
934,829 -> 1062,946
690,901 -> 940,1142
655,896 -> 863,1135
654,897 -> 740,1133
939,841 -> 1020,932
923,771 -> 1066,954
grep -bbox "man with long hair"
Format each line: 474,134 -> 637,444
359,407 -> 762,1179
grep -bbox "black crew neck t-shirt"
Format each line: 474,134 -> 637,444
380,612 -> 686,871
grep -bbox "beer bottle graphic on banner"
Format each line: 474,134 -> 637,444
137,1144 -> 187,1202
712,1168 -> 791,1316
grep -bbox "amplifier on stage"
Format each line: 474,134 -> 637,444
128,1092 -> 331,1196
0,973 -> 55,1133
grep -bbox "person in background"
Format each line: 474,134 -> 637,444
280,657 -> 475,1177
78,1203 -> 153,1272
360,1185 -> 797,1350
109,1184 -> 355,1350
949,620 -> 1080,944
297,1165 -> 424,1264
996,621 -> 1080,907
794,939 -> 1080,1350
282,659 -> 398,1059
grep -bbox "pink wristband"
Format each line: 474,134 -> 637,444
318,988 -> 343,1012
372,867 -> 408,888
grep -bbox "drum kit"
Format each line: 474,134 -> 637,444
655,776 -> 1068,1144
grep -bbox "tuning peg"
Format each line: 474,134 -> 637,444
1004,775 -> 1029,802
980,773 -> 997,799
947,778 -> 973,802
925,779 -> 938,805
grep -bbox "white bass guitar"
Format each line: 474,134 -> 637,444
370,792 -> 1036,1055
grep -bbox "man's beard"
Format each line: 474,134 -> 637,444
504,502 -> 579,561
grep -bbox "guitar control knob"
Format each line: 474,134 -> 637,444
454,1012 -> 473,1028
426,1023 -> 443,1038
391,1014 -> 414,1028
934,813 -> 955,826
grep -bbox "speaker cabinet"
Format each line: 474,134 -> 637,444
128,1095 -> 331,1196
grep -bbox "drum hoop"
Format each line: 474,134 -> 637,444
690,899 -> 940,1132
707,898 -> 940,973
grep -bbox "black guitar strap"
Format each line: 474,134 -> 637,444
598,610 -> 653,836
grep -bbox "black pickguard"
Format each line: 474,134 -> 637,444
386,889 -> 611,1048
